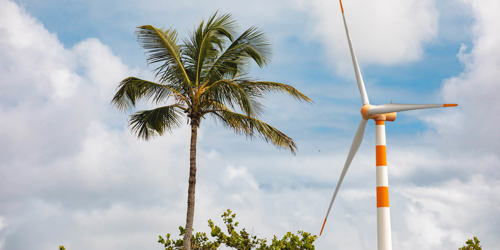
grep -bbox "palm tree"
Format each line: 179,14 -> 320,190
111,13 -> 311,249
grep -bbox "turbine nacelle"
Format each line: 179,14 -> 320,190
360,105 -> 397,121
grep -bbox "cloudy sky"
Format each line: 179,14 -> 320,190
1,0 -> 499,249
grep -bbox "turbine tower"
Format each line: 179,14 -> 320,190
319,1 -> 458,250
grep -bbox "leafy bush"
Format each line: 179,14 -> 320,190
159,209 -> 317,249
459,236 -> 482,250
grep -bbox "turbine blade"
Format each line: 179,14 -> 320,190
339,0 -> 370,105
368,103 -> 458,115
320,118 -> 368,236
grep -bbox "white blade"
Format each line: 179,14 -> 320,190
320,118 -> 368,236
369,103 -> 458,115
340,0 -> 369,105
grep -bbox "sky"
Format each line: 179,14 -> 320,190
0,0 -> 499,249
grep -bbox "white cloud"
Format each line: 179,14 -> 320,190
0,0 -> 79,101
296,0 -> 438,74
0,1 -> 189,249
425,0 -> 500,154
0,217 -> 4,232
395,175 -> 500,249
72,38 -> 132,99
399,0 -> 500,248
0,216 -> 5,250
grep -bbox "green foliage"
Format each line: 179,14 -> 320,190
111,12 -> 311,152
459,236 -> 482,250
59,246 -> 66,250
158,209 -> 317,249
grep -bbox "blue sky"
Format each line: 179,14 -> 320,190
1,0 -> 499,249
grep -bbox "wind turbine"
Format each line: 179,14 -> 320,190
319,1 -> 458,250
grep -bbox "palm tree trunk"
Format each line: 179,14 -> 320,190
183,122 -> 198,250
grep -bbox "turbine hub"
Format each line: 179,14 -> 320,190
360,105 -> 397,121
360,104 -> 372,120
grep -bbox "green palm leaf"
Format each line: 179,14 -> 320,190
111,77 -> 187,110
210,105 -> 297,154
239,81 -> 312,103
183,12 -> 235,86
201,79 -> 257,116
130,105 -> 184,140
204,26 -> 270,82
235,26 -> 270,67
136,25 -> 192,89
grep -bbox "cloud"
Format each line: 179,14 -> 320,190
0,1 -> 189,249
395,175 -> 500,249
425,0 -> 500,154
397,0 -> 500,248
0,216 -> 5,249
295,0 -> 439,74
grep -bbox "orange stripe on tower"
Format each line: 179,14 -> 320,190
375,120 -> 385,125
339,0 -> 344,13
376,186 -> 390,207
376,145 -> 387,166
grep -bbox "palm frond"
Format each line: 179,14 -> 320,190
210,106 -> 297,154
111,77 -> 187,111
130,105 -> 184,140
136,25 -> 192,88
201,79 -> 257,116
204,12 -> 235,41
203,26 -> 271,82
182,12 -> 235,86
237,26 -> 271,67
239,81 -> 312,103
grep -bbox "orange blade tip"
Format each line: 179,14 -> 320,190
339,0 -> 344,13
319,218 -> 327,236
443,104 -> 458,107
